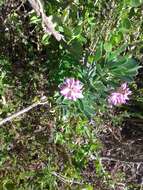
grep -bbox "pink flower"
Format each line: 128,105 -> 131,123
108,83 -> 132,106
60,78 -> 84,101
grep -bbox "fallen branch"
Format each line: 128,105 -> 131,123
0,97 -> 49,126
28,0 -> 64,41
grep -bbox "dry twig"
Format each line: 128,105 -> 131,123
91,155 -> 143,164
52,171 -> 83,185
0,97 -> 49,126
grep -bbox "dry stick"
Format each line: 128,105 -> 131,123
101,156 -> 143,164
91,155 -> 143,164
0,100 -> 48,126
51,172 -> 83,185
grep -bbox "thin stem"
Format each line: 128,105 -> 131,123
51,171 -> 83,185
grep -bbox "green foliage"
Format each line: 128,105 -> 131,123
0,58 -> 11,96
56,47 -> 139,120
0,0 -> 143,189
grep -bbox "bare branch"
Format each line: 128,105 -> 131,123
28,0 -> 64,41
28,0 -> 42,16
0,97 -> 49,126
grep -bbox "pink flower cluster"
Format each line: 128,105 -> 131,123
108,83 -> 132,106
60,78 -> 84,101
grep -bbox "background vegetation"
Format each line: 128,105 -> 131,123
0,0 -> 143,189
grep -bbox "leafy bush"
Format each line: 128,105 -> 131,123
0,0 -> 143,189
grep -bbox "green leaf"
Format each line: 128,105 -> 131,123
94,44 -> 103,61
30,15 -> 41,24
106,45 -> 127,62
110,32 -> 123,45
130,0 -> 143,7
41,34 -> 50,45
108,58 -> 140,80
69,40 -> 82,60
73,25 -> 82,36
121,18 -> 131,30
104,42 -> 112,52
81,185 -> 93,190
77,96 -> 95,118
